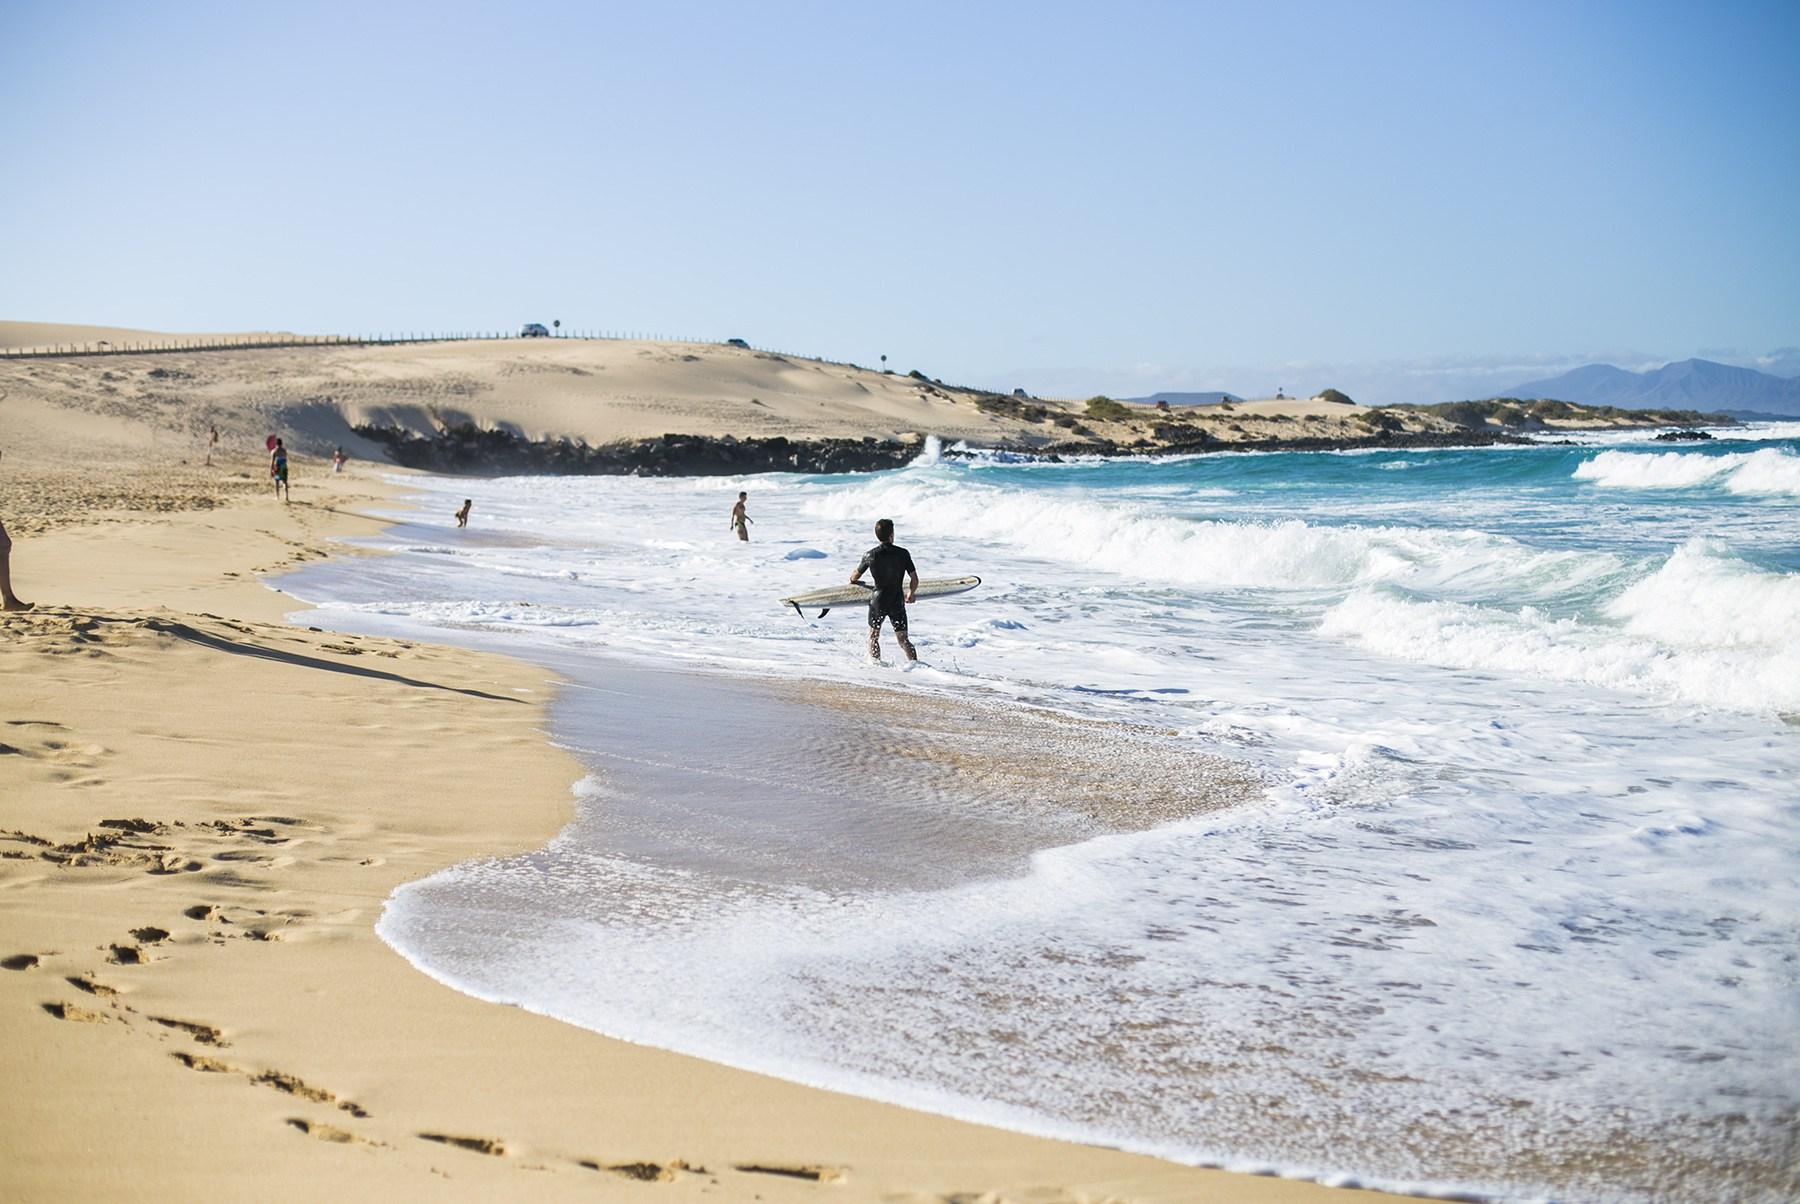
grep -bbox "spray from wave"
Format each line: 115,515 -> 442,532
803,476 -> 1621,598
1573,447 -> 1800,496
1320,539 -> 1800,713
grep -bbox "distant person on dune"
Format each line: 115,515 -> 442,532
455,499 -> 472,528
851,517 -> 918,663
206,424 -> 218,467
332,446 -> 346,473
730,491 -> 753,541
0,519 -> 29,611
269,438 -> 289,502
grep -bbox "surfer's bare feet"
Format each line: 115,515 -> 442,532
2,598 -> 32,612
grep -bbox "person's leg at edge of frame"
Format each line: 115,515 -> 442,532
0,519 -> 31,611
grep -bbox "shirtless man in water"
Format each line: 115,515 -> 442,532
729,491 -> 753,541
850,517 -> 918,662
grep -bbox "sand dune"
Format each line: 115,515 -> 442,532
0,320 -> 301,352
0,332 -> 1050,459
3,325 -> 1515,470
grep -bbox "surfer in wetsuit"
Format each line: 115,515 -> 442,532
850,517 -> 918,662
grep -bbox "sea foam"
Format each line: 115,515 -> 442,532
287,434 -> 1800,1203
1574,446 -> 1800,495
801,475 -> 1622,600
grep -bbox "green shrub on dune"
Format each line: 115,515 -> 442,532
1526,398 -> 1580,421
1435,401 -> 1491,428
1084,396 -> 1136,422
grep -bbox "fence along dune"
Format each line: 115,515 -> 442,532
0,321 -> 815,361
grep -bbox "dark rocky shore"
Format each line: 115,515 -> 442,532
355,422 -> 1546,476
355,424 -> 923,475
1025,427 -> 1538,459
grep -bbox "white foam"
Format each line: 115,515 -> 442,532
1606,538 -> 1800,650
801,475 -> 1621,599
285,450 -> 1800,1203
1320,585 -> 1800,714
1574,447 -> 1800,495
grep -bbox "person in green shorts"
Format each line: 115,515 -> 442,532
270,438 -> 290,502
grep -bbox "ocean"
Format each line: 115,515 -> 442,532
280,424 -> 1800,1202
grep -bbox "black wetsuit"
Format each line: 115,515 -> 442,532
857,542 -> 916,632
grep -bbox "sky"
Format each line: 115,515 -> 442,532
3,0 -> 1797,402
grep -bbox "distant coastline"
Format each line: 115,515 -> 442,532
0,322 -> 1743,482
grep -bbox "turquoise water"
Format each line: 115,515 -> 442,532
287,424 -> 1800,1202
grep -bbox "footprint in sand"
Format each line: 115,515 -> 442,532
419,1133 -> 507,1156
735,1163 -> 847,1184
149,1016 -> 227,1046
581,1158 -> 700,1182
169,1053 -> 370,1118
42,1001 -> 111,1024
287,1118 -> 373,1146
2,953 -> 41,971
171,1051 -> 237,1074
148,855 -> 204,875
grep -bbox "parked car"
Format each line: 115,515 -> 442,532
725,337 -> 749,348
521,323 -> 550,338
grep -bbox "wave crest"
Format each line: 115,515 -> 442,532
1573,448 -> 1800,496
803,477 -> 1619,597
1321,541 -> 1800,712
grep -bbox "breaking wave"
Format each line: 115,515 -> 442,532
1321,540 -> 1800,713
1573,447 -> 1800,496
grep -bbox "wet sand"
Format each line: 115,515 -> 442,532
0,455 -> 1413,1201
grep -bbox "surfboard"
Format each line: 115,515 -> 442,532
780,575 -> 981,618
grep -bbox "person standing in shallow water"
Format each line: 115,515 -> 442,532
851,517 -> 918,662
454,499 -> 472,528
729,491 -> 753,541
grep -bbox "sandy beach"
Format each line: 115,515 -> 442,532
1,322 -> 1687,482
8,4 -> 1793,1193
0,348 -> 1412,1200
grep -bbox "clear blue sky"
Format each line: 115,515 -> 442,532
4,0 -> 1796,401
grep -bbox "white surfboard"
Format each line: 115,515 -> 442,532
781,575 -> 981,617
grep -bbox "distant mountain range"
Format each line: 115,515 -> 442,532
1501,358 -> 1800,417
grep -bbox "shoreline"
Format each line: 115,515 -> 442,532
352,420 -> 1724,477
1,331 -> 1735,488
0,466 -> 1415,1202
